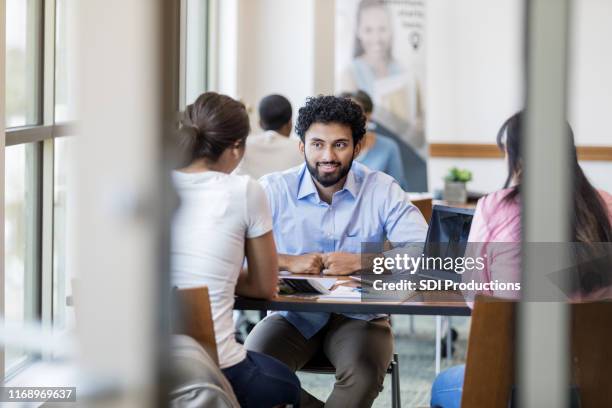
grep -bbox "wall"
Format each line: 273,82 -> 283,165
216,0 -> 612,193
426,0 -> 612,194
425,0 -> 522,193
566,0 -> 612,193
216,0 -> 335,132
568,0 -> 612,146
237,0 -> 314,118
217,0 -> 239,97
426,0 -> 524,145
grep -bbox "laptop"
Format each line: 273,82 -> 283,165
417,205 -> 475,283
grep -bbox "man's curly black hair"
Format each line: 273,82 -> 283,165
295,95 -> 366,145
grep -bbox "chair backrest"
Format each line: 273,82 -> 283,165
174,286 -> 219,366
461,295 -> 515,408
462,297 -> 612,407
411,197 -> 433,224
570,302 -> 612,407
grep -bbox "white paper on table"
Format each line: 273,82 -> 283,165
318,285 -> 362,301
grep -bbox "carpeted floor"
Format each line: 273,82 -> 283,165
296,315 -> 470,407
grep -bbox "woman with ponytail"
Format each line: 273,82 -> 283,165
171,92 -> 300,407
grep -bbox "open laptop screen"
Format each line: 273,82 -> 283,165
419,205 -> 475,281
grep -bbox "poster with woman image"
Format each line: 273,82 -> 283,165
336,0 -> 426,156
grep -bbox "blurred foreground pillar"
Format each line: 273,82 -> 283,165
74,0 -> 178,406
520,0 -> 571,406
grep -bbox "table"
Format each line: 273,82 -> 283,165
235,291 -> 470,316
432,199 -> 478,210
235,289 -> 471,374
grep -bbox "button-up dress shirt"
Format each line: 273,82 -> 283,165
259,161 -> 428,338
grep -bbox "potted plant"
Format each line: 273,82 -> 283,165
443,167 -> 472,203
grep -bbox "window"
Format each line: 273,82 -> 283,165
5,0 -> 42,127
55,0 -> 75,122
52,137 -> 74,331
4,143 -> 40,372
52,0 -> 76,332
184,0 -> 210,106
4,0 -> 75,377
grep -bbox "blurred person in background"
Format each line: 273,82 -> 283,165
340,90 -> 408,190
172,92 -> 301,407
235,94 -> 303,180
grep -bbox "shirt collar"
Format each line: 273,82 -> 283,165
343,169 -> 358,198
261,130 -> 284,143
264,129 -> 281,138
297,163 -> 359,201
297,165 -> 318,200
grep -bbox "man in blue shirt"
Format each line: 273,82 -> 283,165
245,96 -> 428,407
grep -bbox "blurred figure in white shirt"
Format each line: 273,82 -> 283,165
235,94 -> 303,179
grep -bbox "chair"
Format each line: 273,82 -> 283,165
172,286 -> 240,407
300,352 -> 402,408
570,302 -> 612,407
174,286 -> 219,365
460,295 -> 515,407
411,197 -> 433,223
461,296 -> 612,407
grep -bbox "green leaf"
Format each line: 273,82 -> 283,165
443,167 -> 472,182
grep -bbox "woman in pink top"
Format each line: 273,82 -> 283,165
430,112 -> 612,408
464,112 -> 612,301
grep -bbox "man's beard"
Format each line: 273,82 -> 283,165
305,156 -> 353,188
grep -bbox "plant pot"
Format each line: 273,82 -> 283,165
444,181 -> 467,203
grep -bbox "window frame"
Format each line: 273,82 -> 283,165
2,0 -> 76,379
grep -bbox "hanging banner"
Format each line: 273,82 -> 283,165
335,0 -> 427,160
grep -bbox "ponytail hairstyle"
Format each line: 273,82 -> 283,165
178,92 -> 250,166
497,111 -> 612,293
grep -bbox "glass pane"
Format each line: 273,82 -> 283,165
4,143 -> 39,373
6,0 -> 42,127
53,137 -> 74,331
185,0 -> 208,105
55,0 -> 75,122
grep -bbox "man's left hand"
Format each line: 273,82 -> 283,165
321,252 -> 361,276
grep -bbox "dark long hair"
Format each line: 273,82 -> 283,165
352,0 -> 393,60
497,112 -> 611,242
178,92 -> 250,166
497,112 -> 612,292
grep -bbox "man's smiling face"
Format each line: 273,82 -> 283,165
300,122 -> 361,188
